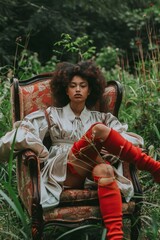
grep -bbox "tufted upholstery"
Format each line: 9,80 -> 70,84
11,72 -> 143,240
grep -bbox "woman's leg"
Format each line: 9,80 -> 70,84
71,123 -> 160,183
65,122 -> 160,238
64,148 -> 104,188
99,126 -> 160,183
65,158 -> 123,239
65,123 -> 106,187
92,163 -> 123,240
65,123 -> 123,239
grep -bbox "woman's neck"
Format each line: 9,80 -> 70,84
69,103 -> 85,116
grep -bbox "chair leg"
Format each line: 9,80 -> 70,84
31,203 -> 44,240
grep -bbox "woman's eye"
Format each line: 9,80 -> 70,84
81,84 -> 87,88
69,83 -> 87,88
69,84 -> 75,88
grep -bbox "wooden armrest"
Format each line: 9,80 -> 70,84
17,149 -> 41,215
21,149 -> 38,165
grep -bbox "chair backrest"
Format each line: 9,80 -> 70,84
10,72 -> 123,123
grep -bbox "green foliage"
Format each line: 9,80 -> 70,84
11,33 -> 97,80
14,45 -> 58,80
1,0 -> 160,68
54,33 -> 96,62
50,225 -> 103,240
143,211 -> 160,239
120,2 -> 160,61
0,130 -> 31,239
96,46 -> 123,70
0,67 -> 12,137
119,70 -> 160,148
15,50 -> 42,79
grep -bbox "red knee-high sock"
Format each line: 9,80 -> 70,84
71,122 -> 103,160
103,128 -> 160,183
98,181 -> 123,240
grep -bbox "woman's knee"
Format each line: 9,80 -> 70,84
93,163 -> 114,177
91,123 -> 111,141
92,163 -> 115,186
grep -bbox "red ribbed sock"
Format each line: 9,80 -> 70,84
71,122 -> 103,160
103,128 -> 160,183
98,181 -> 123,240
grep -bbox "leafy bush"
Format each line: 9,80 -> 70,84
96,46 -> 122,70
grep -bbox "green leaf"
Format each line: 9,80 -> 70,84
8,128 -> 18,185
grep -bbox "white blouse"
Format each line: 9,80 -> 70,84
0,104 -> 144,209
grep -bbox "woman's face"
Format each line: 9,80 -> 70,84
66,75 -> 90,104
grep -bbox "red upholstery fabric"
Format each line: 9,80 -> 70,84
16,79 -> 117,120
19,79 -> 52,119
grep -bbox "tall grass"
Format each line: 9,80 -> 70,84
0,129 -> 31,239
103,29 -> 160,239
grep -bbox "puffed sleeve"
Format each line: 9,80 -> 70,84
104,112 -> 144,146
0,110 -> 49,162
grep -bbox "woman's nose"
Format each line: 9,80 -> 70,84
76,85 -> 80,91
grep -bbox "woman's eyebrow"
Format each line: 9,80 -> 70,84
70,81 -> 87,85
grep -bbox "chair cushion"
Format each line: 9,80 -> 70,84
43,202 -> 135,222
60,189 -> 98,205
43,189 -> 136,222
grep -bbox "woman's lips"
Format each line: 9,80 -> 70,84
74,94 -> 82,97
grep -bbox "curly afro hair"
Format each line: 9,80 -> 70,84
50,60 -> 107,109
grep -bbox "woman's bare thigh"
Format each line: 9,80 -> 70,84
64,149 -> 105,188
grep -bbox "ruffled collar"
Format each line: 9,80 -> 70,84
63,104 -> 91,125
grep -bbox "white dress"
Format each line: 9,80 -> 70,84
0,104 -> 144,209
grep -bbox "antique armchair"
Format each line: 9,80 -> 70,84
10,72 -> 143,240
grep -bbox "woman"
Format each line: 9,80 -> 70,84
0,60 -> 160,240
